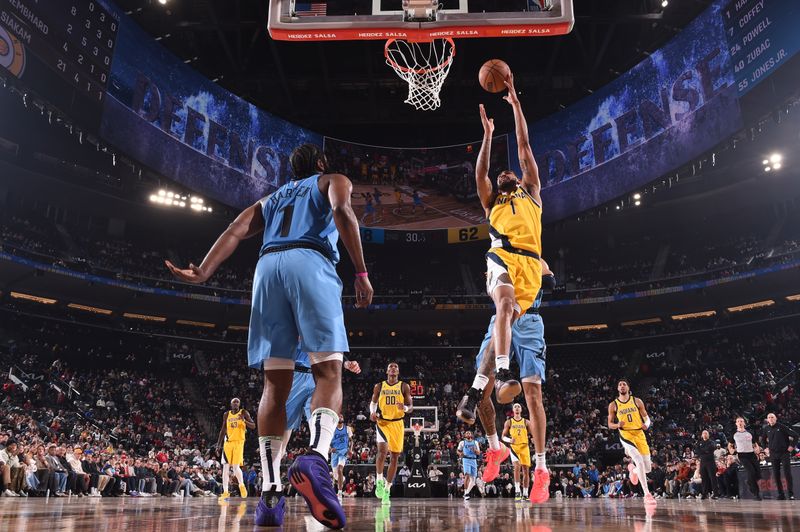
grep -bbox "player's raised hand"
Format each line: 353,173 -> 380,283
502,73 -> 519,106
479,104 -> 494,135
354,275 -> 373,308
165,260 -> 209,283
344,360 -> 361,374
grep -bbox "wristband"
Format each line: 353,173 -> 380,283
355,272 -> 369,278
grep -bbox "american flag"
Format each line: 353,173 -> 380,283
294,2 -> 327,17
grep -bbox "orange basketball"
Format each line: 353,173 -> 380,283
478,59 -> 511,93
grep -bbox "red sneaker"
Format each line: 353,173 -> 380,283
481,445 -> 510,483
628,463 -> 639,486
529,469 -> 550,504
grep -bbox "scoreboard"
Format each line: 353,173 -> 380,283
0,0 -> 119,126
359,224 -> 489,246
722,0 -> 800,94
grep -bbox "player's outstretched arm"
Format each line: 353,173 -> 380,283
327,173 -> 373,308
165,202 -> 264,283
503,74 -> 541,205
476,104 -> 495,213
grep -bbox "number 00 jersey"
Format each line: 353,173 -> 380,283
226,410 -> 247,442
377,380 -> 405,421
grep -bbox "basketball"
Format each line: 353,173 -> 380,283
479,59 -> 511,93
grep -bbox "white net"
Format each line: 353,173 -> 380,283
384,38 -> 455,111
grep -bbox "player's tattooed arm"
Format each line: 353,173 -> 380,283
243,410 -> 256,430
503,74 -> 541,204
608,402 -> 623,430
476,104 -> 496,214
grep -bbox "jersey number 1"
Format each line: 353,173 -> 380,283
279,205 -> 294,237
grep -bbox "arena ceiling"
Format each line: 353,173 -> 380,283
111,0 -> 711,143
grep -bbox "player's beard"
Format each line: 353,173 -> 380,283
498,178 -> 517,193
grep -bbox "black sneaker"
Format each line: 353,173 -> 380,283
494,369 -> 522,404
777,493 -> 786,500
456,388 -> 482,425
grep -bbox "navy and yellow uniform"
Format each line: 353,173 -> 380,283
223,410 -> 247,466
486,185 -> 543,316
376,380 -> 405,454
509,417 -> 532,467
615,396 -> 650,456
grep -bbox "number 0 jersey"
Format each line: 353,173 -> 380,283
615,396 -> 644,431
377,380 -> 405,421
226,410 -> 247,442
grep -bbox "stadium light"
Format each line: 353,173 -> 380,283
633,193 -> 641,200
661,0 -> 668,7
770,153 -> 782,164
764,153 -> 784,172
634,200 -> 641,206
158,0 -> 168,5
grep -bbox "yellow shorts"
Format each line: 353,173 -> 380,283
510,444 -> 531,467
223,440 -> 245,466
619,430 -> 650,457
376,419 -> 405,454
486,248 -> 542,316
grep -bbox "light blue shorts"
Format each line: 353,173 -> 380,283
462,458 -> 477,477
331,450 -> 348,468
286,371 -> 315,431
248,248 -> 349,369
475,312 -> 546,382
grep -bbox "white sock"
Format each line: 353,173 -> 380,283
259,436 -> 283,492
514,481 -> 520,494
465,478 -> 474,494
487,433 -> 501,451
276,430 -> 292,461
496,356 -> 510,371
471,374 -> 489,391
377,473 -> 384,482
233,465 -> 245,490
535,452 -> 547,471
222,464 -> 230,492
308,408 -> 338,460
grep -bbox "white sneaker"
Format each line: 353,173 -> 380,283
3,489 -> 18,497
172,493 -> 181,498
18,491 -> 28,497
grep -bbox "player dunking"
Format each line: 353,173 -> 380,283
608,379 -> 656,506
166,143 -> 372,528
217,398 -> 256,501
457,430 -> 480,500
331,414 -> 354,499
503,403 -> 533,500
370,362 -> 413,504
458,259 -> 554,504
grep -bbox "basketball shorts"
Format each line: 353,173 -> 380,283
486,248 -> 542,316
331,449 -> 348,468
462,458 -> 477,477
222,440 -> 244,467
285,371 -> 315,431
248,248 -> 349,369
475,313 -> 546,382
509,444 -> 531,467
619,429 -> 650,457
376,419 -> 405,454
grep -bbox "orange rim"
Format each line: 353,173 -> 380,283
384,37 -> 456,75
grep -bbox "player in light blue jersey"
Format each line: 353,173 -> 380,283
331,415 -> 354,498
165,144 -> 372,529
457,431 -> 481,500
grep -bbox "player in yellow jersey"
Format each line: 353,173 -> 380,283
217,398 -> 255,501
460,73 -> 551,504
607,379 -> 656,506
503,403 -> 533,500
369,362 -> 412,504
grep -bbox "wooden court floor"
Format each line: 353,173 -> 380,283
1,496 -> 799,531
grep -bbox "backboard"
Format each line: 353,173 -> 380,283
268,1 -> 574,42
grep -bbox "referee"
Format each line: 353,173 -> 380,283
733,416 -> 761,500
694,430 -> 719,499
761,412 -> 798,500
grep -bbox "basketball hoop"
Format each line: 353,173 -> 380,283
385,38 -> 455,111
